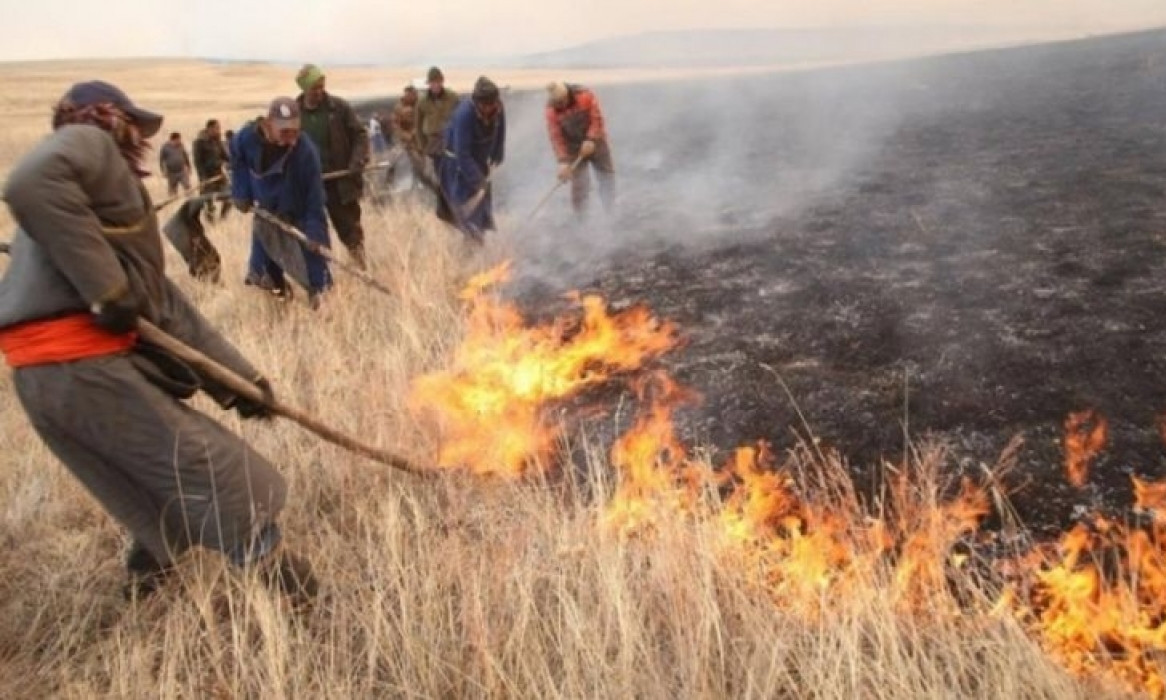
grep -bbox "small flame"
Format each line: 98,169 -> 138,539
1063,410 -> 1108,488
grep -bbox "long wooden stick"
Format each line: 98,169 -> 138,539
322,160 -> 396,182
515,156 -> 583,235
152,160 -> 391,212
252,208 -> 394,297
136,319 -> 431,476
153,173 -> 227,212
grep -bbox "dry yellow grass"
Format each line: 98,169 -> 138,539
0,61 -> 1135,699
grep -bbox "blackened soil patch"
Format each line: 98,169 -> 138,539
513,30 -> 1166,535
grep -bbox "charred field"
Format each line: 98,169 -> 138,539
491,29 -> 1166,535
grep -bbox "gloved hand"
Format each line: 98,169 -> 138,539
557,162 -> 575,182
579,140 -> 597,158
234,377 -> 275,420
91,288 -> 141,334
233,198 -> 253,214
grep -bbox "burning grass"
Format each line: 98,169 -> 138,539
0,200 -> 1120,699
0,161 -> 1156,698
403,260 -> 1166,698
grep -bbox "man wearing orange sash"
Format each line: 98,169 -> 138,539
0,81 -> 316,604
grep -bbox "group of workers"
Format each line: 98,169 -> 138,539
0,63 -> 618,607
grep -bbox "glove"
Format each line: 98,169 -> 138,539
91,289 -> 141,334
234,377 -> 275,420
579,140 -> 597,158
557,163 -> 574,182
233,198 -> 253,214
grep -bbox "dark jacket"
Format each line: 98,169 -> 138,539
416,88 -> 460,156
192,130 -> 229,181
437,99 -> 505,232
295,92 -> 369,204
230,120 -> 328,245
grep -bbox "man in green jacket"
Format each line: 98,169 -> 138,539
295,64 -> 371,270
415,66 -> 460,177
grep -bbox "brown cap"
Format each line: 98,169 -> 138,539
267,97 -> 300,129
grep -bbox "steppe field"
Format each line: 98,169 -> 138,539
2,30 -> 1166,698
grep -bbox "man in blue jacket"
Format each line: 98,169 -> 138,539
436,77 -> 505,241
231,97 -> 332,308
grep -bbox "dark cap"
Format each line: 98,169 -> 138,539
471,76 -> 500,104
426,66 -> 444,83
267,97 -> 300,130
61,80 -> 164,138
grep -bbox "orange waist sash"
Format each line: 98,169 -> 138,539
0,314 -> 137,368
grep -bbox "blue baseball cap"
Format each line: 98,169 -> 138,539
62,80 -> 164,138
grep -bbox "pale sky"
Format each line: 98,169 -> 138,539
3,1 -> 1165,64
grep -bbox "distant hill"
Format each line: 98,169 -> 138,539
512,25 -> 1089,69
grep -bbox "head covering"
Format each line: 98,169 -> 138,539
546,81 -> 569,105
296,64 -> 325,92
426,66 -> 444,83
471,76 -> 500,104
403,84 -> 417,94
59,80 -> 164,138
267,97 -> 301,130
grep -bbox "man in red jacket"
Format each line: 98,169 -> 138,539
545,81 -> 616,215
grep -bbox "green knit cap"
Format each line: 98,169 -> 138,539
296,64 -> 325,91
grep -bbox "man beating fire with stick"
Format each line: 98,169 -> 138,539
0,81 -> 318,604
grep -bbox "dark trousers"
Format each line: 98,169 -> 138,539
199,178 -> 232,219
570,141 -> 616,214
325,196 -> 364,253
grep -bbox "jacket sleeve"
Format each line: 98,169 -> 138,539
156,276 -> 264,408
3,127 -> 130,307
583,93 -> 607,142
492,109 -> 506,167
546,106 -> 568,162
341,99 -> 370,172
449,107 -> 485,192
299,141 -> 329,243
229,129 -> 253,203
191,140 -> 206,177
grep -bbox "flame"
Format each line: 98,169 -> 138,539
418,263 -> 1166,696
603,373 -> 704,535
409,263 -> 679,475
1008,514 -> 1166,698
1063,409 -> 1108,488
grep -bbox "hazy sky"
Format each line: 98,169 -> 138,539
4,1 -> 1165,64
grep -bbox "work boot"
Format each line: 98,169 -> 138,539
124,541 -> 174,601
258,549 -> 319,609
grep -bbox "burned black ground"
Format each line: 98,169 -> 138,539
496,30 -> 1166,534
